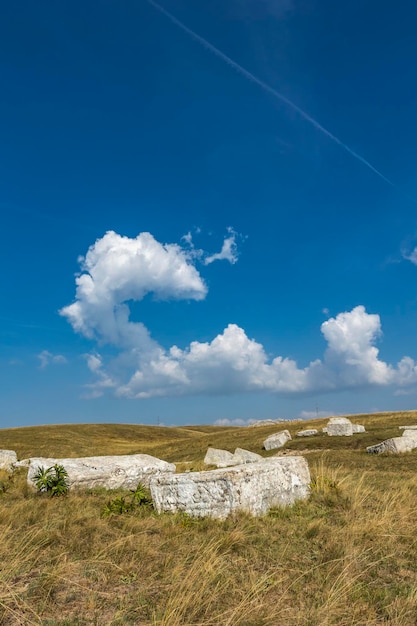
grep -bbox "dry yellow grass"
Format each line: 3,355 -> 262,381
1,411 -> 417,624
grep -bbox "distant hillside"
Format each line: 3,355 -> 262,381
2,410 -> 417,462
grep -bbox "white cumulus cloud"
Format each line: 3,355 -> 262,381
61,231 -> 417,400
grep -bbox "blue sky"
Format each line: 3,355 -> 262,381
2,0 -> 417,428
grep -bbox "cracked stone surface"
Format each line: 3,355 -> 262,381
27,454 -> 175,490
150,457 -> 310,519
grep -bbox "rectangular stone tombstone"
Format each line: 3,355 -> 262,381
27,454 -> 175,490
263,430 -> 292,450
204,448 -> 236,468
0,450 -> 17,471
150,457 -> 310,519
366,437 -> 417,455
326,417 -> 353,436
296,429 -> 318,437
233,448 -> 263,464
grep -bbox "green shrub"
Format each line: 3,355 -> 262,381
33,464 -> 69,497
102,483 -> 153,517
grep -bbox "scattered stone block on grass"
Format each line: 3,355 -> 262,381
352,424 -> 366,433
399,425 -> 417,430
263,430 -> 292,450
366,437 -> 417,455
0,450 -> 17,471
296,429 -> 318,437
150,457 -> 310,519
233,448 -> 263,464
27,454 -> 175,490
401,429 -> 417,441
326,417 -> 353,436
204,447 -> 263,467
204,448 -> 235,468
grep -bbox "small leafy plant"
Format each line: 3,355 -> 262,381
33,464 -> 69,497
102,483 -> 153,517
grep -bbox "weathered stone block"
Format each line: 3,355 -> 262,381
399,425 -> 417,430
263,430 -> 292,450
297,429 -> 318,437
27,454 -> 175,490
402,429 -> 417,440
0,450 -> 17,471
204,448 -> 235,467
233,448 -> 263,464
326,417 -> 353,436
150,457 -> 310,519
352,424 -> 366,433
366,437 -> 417,454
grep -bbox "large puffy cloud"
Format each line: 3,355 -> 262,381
60,230 -> 208,352
61,231 -> 417,399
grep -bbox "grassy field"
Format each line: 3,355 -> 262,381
1,411 -> 417,625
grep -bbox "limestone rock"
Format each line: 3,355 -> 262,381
322,427 -> 328,433
402,429 -> 417,440
233,448 -> 263,464
326,417 -> 353,436
263,430 -> 292,450
27,454 -> 175,490
150,457 -> 310,519
399,425 -> 417,430
204,447 -> 263,467
352,424 -> 366,433
297,429 -> 318,437
14,459 -> 30,468
0,450 -> 17,471
366,437 -> 417,454
204,448 -> 235,467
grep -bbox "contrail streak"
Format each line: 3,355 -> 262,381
146,0 -> 412,199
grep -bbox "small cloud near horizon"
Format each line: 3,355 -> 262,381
37,350 -> 67,369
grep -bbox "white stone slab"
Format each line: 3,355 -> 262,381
352,424 -> 366,433
402,429 -> 417,440
326,417 -> 353,436
366,437 -> 417,454
0,450 -> 17,471
204,448 -> 236,467
263,430 -> 292,450
150,457 -> 310,519
27,454 -> 175,490
233,448 -> 263,464
296,429 -> 318,437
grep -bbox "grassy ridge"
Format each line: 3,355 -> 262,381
2,409 -> 417,461
1,411 -> 417,624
